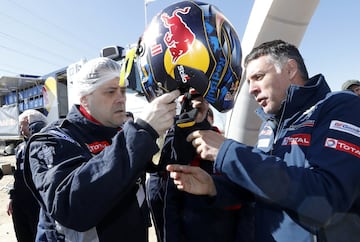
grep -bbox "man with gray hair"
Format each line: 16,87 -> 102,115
167,40 -> 360,242
17,109 -> 47,138
24,57 -> 179,242
341,79 -> 360,96
7,109 -> 47,242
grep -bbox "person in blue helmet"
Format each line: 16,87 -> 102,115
23,57 -> 179,242
7,109 -> 47,242
167,40 -> 360,242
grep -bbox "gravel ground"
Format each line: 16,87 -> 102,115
0,155 -> 17,242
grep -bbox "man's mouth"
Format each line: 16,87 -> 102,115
256,97 -> 267,107
114,109 -> 124,114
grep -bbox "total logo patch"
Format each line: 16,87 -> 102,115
87,141 -> 110,154
282,134 -> 311,146
324,138 -> 360,158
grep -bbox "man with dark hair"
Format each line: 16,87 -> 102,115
167,40 -> 360,242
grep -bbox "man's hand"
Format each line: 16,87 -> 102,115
139,90 -> 180,136
190,95 -> 209,123
179,88 -> 209,123
166,164 -> 217,196
186,130 -> 225,161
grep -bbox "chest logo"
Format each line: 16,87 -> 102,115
86,141 -> 110,154
282,134 -> 311,146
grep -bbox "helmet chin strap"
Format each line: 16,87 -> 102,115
176,92 -> 199,128
173,65 -> 209,96
173,65 -> 208,128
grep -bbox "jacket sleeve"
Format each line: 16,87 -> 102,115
214,94 -> 360,228
26,121 -> 159,231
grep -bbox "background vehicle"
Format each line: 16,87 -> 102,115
0,49 -> 147,154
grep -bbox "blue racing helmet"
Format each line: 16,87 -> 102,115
136,1 -> 242,112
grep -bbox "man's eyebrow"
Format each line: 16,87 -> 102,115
103,86 -> 119,90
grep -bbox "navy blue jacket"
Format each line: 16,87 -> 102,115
163,122 -> 250,242
9,120 -> 47,241
214,74 -> 360,242
11,121 -> 47,203
24,105 -> 159,242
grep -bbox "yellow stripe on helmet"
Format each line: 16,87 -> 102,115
119,48 -> 137,87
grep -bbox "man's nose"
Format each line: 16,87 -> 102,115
115,89 -> 126,102
248,82 -> 258,96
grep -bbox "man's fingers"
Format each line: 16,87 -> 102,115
169,171 -> 181,180
166,164 -> 183,173
166,164 -> 195,173
176,184 -> 184,190
156,90 -> 180,104
186,130 -> 201,142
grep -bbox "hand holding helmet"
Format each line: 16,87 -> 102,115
176,88 -> 209,128
138,89 -> 180,136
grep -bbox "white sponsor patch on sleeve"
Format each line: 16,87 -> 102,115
329,120 -> 360,138
257,138 -> 270,148
324,138 -> 360,158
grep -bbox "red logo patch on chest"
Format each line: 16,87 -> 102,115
86,141 -> 110,154
282,134 -> 311,146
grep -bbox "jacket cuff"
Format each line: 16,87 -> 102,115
135,118 -> 159,140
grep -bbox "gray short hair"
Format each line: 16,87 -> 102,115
244,40 -> 309,81
19,109 -> 47,125
75,57 -> 121,98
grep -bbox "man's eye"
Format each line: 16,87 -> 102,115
105,90 -> 114,95
255,74 -> 264,81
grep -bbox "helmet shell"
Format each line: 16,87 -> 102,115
138,1 -> 242,112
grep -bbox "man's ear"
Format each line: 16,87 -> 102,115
80,95 -> 88,107
287,59 -> 298,80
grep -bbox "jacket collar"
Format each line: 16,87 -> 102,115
63,105 -> 119,138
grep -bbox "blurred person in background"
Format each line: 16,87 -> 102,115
7,109 -> 47,242
341,79 -> 360,96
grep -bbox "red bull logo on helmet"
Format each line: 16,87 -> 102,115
161,7 -> 195,63
161,5 -> 210,80
138,1 -> 242,112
